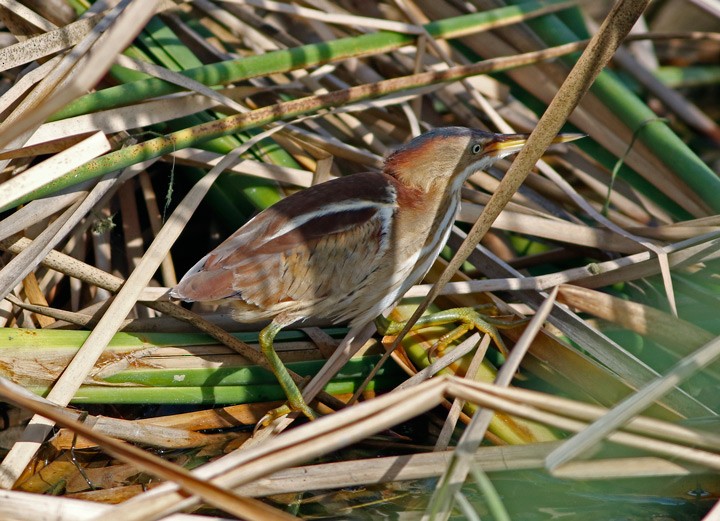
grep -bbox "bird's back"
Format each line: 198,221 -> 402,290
171,172 -> 405,323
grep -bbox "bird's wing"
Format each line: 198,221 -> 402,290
172,172 -> 399,311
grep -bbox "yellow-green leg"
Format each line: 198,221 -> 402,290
376,307 -> 511,358
259,320 -> 317,424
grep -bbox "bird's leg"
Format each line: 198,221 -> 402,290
376,307 -> 511,359
259,320 -> 317,425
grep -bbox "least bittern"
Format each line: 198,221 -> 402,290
171,127 -> 582,421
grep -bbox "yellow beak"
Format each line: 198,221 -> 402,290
483,132 -> 585,158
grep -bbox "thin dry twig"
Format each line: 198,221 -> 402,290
423,2 -> 654,517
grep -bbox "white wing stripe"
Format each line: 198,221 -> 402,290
262,199 -> 397,243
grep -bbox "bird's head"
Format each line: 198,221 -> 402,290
384,127 -> 583,193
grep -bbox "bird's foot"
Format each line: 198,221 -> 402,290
377,306 -> 523,360
255,400 -> 317,433
255,404 -> 291,433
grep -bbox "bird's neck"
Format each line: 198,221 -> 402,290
384,141 -> 466,191
387,170 -> 463,246
386,166 -> 464,212
383,171 -> 462,299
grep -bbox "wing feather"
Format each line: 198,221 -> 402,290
172,172 -> 398,319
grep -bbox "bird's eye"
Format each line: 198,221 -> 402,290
472,144 -> 482,154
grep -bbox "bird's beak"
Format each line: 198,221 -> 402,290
483,132 -> 585,158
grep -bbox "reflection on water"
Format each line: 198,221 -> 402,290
278,470 -> 717,520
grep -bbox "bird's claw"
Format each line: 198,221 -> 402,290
254,401 -> 318,434
254,404 -> 292,434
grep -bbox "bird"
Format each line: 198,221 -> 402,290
170,127 -> 582,422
